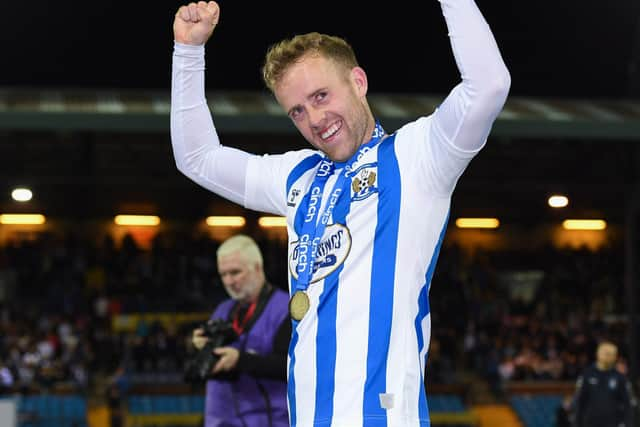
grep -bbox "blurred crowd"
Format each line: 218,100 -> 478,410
0,231 -> 288,393
0,231 -> 632,395
426,243 -> 630,395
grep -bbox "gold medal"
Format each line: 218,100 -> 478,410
289,291 -> 310,321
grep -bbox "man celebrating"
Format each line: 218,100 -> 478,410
192,235 -> 290,427
171,1 -> 510,425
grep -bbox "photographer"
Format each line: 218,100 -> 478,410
191,235 -> 290,427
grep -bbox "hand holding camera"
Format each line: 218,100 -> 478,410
184,319 -> 238,383
192,327 -> 208,350
212,347 -> 240,373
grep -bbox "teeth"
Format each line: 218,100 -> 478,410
321,122 -> 341,140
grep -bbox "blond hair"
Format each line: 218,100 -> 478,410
217,234 -> 263,267
262,32 -> 359,92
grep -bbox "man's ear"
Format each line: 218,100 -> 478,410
254,262 -> 263,275
351,66 -> 369,97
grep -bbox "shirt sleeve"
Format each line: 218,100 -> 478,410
419,0 -> 511,196
171,42 -> 251,207
171,42 -> 318,215
244,149 -> 320,215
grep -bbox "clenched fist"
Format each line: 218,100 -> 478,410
174,1 -> 220,45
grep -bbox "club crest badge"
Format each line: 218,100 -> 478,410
350,163 -> 378,202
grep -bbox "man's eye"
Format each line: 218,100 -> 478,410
290,108 -> 304,120
316,92 -> 327,102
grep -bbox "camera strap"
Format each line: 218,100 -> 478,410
229,282 -> 274,337
232,301 -> 257,335
228,283 -> 277,427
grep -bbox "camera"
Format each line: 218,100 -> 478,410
184,319 -> 238,383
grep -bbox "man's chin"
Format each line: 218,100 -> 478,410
323,145 -> 349,162
330,148 -> 356,163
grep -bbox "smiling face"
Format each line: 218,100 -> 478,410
274,53 -> 375,162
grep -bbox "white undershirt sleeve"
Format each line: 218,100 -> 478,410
170,42 -> 319,216
170,42 -> 250,207
422,0 -> 511,195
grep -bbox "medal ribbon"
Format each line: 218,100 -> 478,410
294,121 -> 386,293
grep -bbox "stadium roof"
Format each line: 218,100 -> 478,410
1,89 -> 640,139
0,89 -> 637,222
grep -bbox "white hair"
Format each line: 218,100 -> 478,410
216,234 -> 263,267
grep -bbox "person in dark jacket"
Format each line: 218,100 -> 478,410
555,394 -> 574,427
574,341 -> 632,427
192,235 -> 290,427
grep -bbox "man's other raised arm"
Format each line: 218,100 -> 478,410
434,0 -> 510,151
424,0 -> 510,194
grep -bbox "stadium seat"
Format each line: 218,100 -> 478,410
510,395 -> 563,427
428,394 -> 466,413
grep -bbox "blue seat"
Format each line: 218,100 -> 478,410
511,395 -> 563,427
191,395 -> 205,412
177,395 -> 191,413
153,396 -> 178,413
62,396 -> 86,419
18,396 -> 34,412
428,394 -> 465,413
128,395 -> 153,414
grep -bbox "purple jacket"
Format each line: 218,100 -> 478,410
205,288 -> 290,427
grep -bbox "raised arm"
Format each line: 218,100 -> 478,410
171,1 -> 250,206
414,0 -> 510,195
433,0 -> 511,152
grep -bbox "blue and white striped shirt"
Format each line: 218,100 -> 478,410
245,116 -> 473,426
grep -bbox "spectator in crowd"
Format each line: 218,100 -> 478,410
0,359 -> 13,394
555,394 -> 574,427
574,341 -> 633,427
106,365 -> 130,427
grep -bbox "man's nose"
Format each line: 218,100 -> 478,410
308,107 -> 325,128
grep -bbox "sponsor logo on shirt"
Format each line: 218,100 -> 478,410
289,223 -> 352,282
